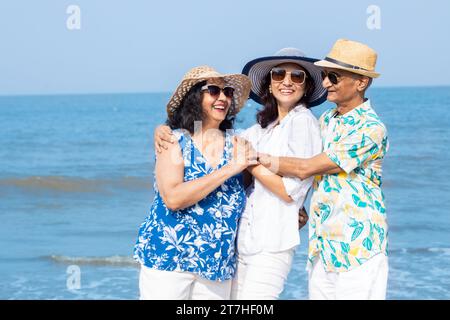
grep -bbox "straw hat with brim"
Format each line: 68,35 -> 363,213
167,66 -> 251,117
314,39 -> 380,78
242,48 -> 327,107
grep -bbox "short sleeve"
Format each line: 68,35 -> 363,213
325,124 -> 387,174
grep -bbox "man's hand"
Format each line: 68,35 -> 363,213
298,207 -> 309,230
154,125 -> 174,153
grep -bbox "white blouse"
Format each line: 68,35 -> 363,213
237,104 -> 322,255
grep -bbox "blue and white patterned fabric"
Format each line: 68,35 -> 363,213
134,129 -> 246,281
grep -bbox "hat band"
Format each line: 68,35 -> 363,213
324,57 -> 369,71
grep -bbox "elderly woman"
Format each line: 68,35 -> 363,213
134,66 -> 255,300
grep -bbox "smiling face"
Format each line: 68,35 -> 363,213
321,67 -> 369,105
201,78 -> 233,126
270,62 -> 306,109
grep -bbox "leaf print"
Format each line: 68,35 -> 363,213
320,203 -> 331,223
363,237 -> 373,251
331,175 -> 342,190
352,194 -> 367,207
375,200 -> 386,214
323,179 -> 332,193
161,226 -> 183,251
344,255 -> 351,267
340,242 -> 350,253
328,153 -> 340,166
348,144 -> 359,158
327,240 -> 336,253
194,203 -> 204,216
346,180 -> 359,194
344,116 -> 355,126
351,225 -> 364,241
174,224 -> 184,232
361,182 -> 371,196
348,219 -> 359,228
374,224 -> 385,243
331,253 -> 342,268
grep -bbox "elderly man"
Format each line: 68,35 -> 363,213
257,39 -> 389,300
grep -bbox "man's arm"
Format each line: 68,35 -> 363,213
257,152 -> 343,180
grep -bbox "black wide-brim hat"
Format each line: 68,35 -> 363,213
242,48 -> 327,107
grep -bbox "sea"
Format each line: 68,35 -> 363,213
1,86 -> 449,300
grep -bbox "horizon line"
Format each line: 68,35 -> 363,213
1,84 -> 449,98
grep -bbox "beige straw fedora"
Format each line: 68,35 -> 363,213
167,66 -> 251,116
314,39 -> 380,78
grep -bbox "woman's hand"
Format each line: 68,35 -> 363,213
154,125 -> 174,153
229,136 -> 258,174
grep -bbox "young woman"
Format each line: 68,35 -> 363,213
134,66 -> 255,300
154,48 -> 327,299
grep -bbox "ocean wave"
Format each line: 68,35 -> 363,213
45,255 -> 139,267
390,247 -> 450,256
0,176 -> 153,193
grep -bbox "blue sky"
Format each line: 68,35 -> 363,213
0,0 -> 449,95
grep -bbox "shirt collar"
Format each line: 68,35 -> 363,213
331,99 -> 372,123
266,104 -> 307,131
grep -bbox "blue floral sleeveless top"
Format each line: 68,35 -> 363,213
134,129 -> 246,281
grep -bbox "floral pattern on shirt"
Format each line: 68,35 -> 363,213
308,100 -> 389,272
134,129 -> 246,281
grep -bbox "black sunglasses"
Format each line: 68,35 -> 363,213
201,85 -> 234,98
321,70 -> 342,85
270,67 -> 307,84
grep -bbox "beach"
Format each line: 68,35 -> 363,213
1,87 -> 450,299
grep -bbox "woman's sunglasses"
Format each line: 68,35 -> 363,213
270,67 -> 307,84
321,70 -> 341,85
201,85 -> 234,98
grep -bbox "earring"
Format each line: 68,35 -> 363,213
269,86 -> 272,94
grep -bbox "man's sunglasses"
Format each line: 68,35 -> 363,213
321,70 -> 342,85
201,85 -> 234,98
270,67 -> 307,84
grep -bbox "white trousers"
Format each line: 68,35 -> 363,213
139,266 -> 232,300
308,253 -> 389,300
230,249 -> 295,300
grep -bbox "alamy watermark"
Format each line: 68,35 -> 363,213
367,5 -> 381,30
66,265 -> 81,290
66,5 -> 81,30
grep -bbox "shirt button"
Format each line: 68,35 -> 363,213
215,211 -> 222,218
214,252 -> 221,259
217,191 -> 223,197
215,232 -> 221,239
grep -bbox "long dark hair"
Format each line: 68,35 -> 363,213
256,66 -> 315,128
166,81 -> 236,134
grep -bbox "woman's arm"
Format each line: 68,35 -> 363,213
247,165 -> 293,203
156,136 -> 254,211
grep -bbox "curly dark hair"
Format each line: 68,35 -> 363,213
256,67 -> 315,129
166,81 -> 236,134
